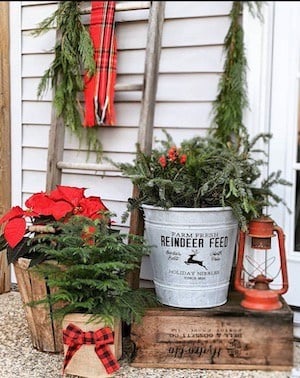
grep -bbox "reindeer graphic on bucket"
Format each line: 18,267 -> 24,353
184,251 -> 208,270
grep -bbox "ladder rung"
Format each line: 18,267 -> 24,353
57,161 -> 120,172
115,83 -> 143,92
80,2 -> 151,15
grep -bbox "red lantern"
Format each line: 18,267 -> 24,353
234,216 -> 289,311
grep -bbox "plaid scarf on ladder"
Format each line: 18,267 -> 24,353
84,1 -> 117,127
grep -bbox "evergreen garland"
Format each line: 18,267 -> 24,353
211,1 -> 262,146
33,1 -> 102,159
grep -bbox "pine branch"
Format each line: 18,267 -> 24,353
28,216 -> 157,324
34,1 -> 103,160
210,1 -> 263,146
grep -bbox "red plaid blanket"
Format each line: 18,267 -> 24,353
84,1 -> 117,127
63,323 -> 120,374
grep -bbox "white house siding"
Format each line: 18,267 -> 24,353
11,1 -> 232,280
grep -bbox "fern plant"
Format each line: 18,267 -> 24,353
29,216 -> 156,327
113,131 -> 290,231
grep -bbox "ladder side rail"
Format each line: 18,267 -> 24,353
128,2 -> 165,289
129,1 -> 166,235
137,1 -> 165,154
46,29 -> 65,193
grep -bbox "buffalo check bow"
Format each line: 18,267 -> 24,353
62,323 -> 120,374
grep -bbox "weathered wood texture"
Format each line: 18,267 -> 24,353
13,258 -> 63,352
127,2 -> 165,289
45,28 -> 65,193
0,251 -> 10,293
0,2 -> 11,293
62,314 -> 122,378
137,1 -> 165,154
131,291 -> 294,370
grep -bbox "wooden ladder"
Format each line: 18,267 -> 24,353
46,1 -> 165,192
45,2 -> 165,288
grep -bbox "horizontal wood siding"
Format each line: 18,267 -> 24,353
16,1 -> 232,279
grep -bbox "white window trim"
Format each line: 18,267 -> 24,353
243,2 -> 274,139
244,2 -> 300,307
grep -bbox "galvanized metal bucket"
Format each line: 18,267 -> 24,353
142,205 -> 238,308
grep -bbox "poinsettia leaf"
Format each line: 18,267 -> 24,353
6,237 -> 30,265
0,206 -> 24,224
25,192 -> 55,215
48,188 -> 64,201
4,218 -> 26,248
79,197 -> 108,218
56,185 -> 86,206
52,200 -> 73,220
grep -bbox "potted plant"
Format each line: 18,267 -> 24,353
0,185 -> 112,352
28,215 -> 155,377
113,131 -> 290,309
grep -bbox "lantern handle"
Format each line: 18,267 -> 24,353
234,230 -> 247,293
273,225 -> 289,295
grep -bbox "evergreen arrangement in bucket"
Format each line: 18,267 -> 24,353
114,131 -> 289,231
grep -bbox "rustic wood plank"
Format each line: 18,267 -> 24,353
46,109 -> 65,192
114,318 -> 123,360
57,161 -> 119,171
130,362 -> 293,371
115,82 -> 143,92
131,291 -> 294,370
45,28 -> 64,193
13,260 -> 40,347
28,267 -> 56,352
13,259 -> 63,352
0,251 -> 10,293
49,284 -> 64,352
80,1 -> 151,15
0,2 -> 11,293
137,1 -> 165,154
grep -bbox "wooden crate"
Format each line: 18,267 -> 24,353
131,291 -> 293,370
14,258 -> 63,353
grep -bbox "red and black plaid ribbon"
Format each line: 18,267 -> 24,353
63,323 -> 120,374
84,1 -> 117,127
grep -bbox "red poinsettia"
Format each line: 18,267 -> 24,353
0,185 -> 109,248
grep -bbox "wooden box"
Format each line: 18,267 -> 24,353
131,291 -> 293,370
